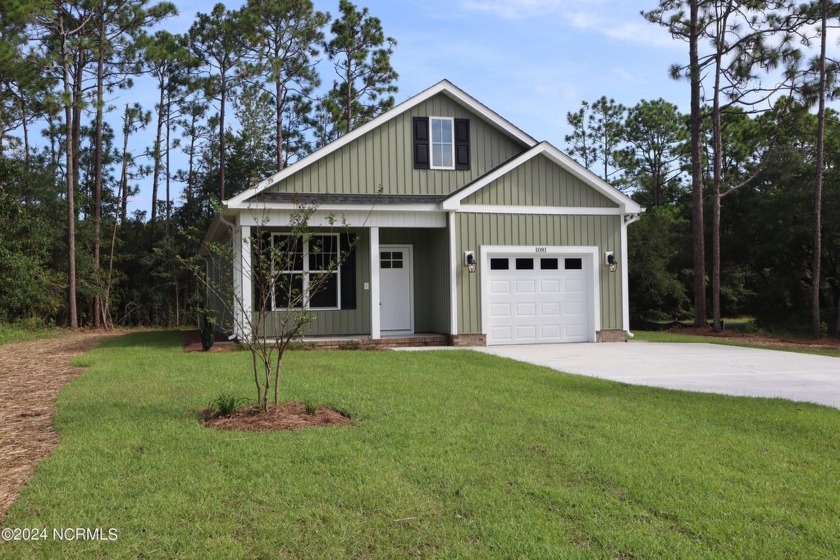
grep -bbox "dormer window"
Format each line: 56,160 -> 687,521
430,117 -> 454,169
413,116 -> 470,170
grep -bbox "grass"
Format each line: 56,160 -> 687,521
633,330 -> 840,358
0,322 -> 60,345
2,331 -> 839,559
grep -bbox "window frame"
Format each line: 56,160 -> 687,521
429,116 -> 455,170
271,233 -> 342,311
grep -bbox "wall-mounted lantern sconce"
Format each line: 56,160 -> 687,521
604,251 -> 617,273
464,251 -> 477,273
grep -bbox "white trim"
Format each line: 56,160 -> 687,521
225,80 -> 537,206
479,245 -> 601,344
457,205 -> 624,216
429,116 -> 455,170
621,213 -> 642,335
232,222 -> 252,340
442,142 -> 641,214
379,244 -> 415,334
370,227 -> 380,339
237,209 -> 446,229
229,201 -> 441,213
448,211 -> 458,335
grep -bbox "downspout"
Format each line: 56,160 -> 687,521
622,211 -> 643,338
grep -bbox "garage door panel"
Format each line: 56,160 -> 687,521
541,302 -> 561,316
565,302 -> 585,315
565,279 -> 586,293
490,303 -> 511,318
486,251 -> 592,345
490,279 -> 511,294
516,325 -> 537,340
515,303 -> 536,316
515,280 -> 536,293
541,325 -> 561,338
491,326 -> 512,342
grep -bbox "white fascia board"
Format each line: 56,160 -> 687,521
226,79 -> 537,206
457,205 -> 624,216
228,201 -> 441,213
443,142 -> 642,215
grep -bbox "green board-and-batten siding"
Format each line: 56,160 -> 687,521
263,93 -> 528,198
455,213 -> 623,334
462,154 -> 619,208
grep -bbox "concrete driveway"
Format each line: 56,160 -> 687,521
474,342 -> 840,409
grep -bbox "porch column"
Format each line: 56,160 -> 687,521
370,226 -> 381,339
233,224 -> 252,340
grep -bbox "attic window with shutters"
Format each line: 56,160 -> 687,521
413,116 -> 470,170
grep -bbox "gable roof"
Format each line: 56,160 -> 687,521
225,80 -> 539,208
442,142 -> 642,214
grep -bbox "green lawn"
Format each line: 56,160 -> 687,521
0,323 -> 60,345
3,331 -> 839,559
632,330 -> 840,358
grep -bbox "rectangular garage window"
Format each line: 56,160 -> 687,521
490,258 -> 509,270
515,258 -> 534,270
540,258 -> 559,270
565,258 -> 583,270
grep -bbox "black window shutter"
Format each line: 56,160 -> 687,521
340,233 -> 356,310
413,117 -> 429,169
455,118 -> 470,170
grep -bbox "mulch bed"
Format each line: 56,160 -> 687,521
670,326 -> 840,352
0,330 -> 123,520
203,401 -> 351,431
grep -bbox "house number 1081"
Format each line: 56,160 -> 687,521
535,247 -> 547,253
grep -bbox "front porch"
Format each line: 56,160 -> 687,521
228,207 -> 454,343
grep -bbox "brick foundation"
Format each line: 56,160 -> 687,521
596,329 -> 627,343
448,333 -> 487,347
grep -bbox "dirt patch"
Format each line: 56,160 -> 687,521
672,327 -> 840,352
0,330 -> 123,520
203,401 -> 351,431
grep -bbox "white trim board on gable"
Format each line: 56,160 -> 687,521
225,80 -> 539,207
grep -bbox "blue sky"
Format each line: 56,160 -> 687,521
102,1 -> 693,213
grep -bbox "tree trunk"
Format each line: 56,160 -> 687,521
345,63 -> 353,133
151,79 -> 165,225
165,94 -> 171,236
275,80 -> 284,172
812,0 -> 827,338
690,0 -> 706,327
92,3 -> 106,328
61,25 -> 78,329
711,36 -> 724,332
219,73 -> 227,202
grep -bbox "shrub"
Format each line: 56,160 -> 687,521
207,394 -> 249,418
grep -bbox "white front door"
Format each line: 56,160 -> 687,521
379,245 -> 413,332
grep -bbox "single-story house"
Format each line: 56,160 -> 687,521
204,80 -> 642,346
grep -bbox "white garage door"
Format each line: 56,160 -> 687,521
485,254 -> 592,345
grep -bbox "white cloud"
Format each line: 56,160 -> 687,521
461,1 -> 677,49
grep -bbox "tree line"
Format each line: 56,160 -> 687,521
1,0 -> 838,339
0,0 -> 397,329
567,0 -> 840,338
